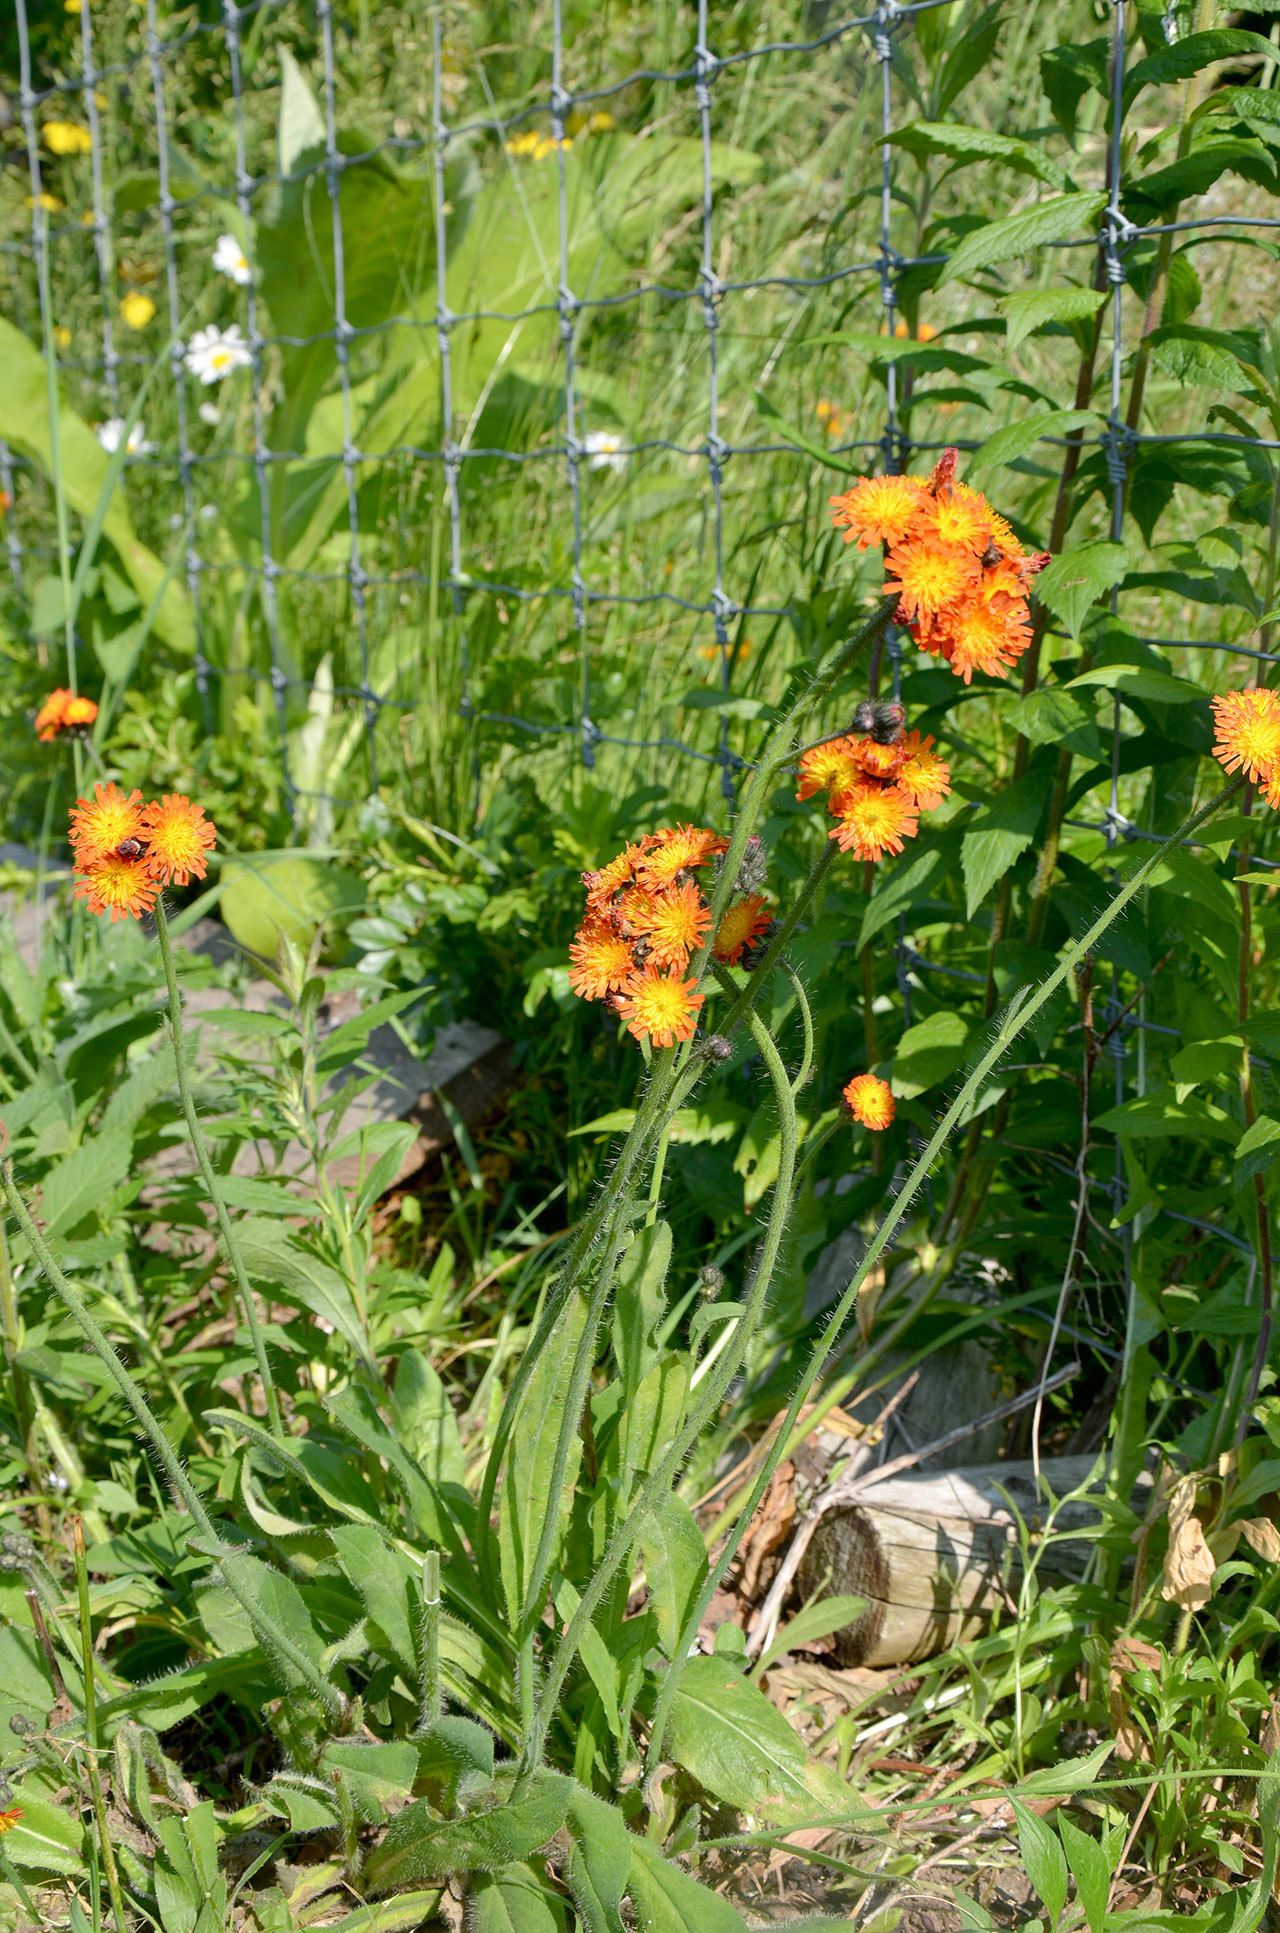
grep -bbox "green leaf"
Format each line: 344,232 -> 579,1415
1007,687 -> 1101,761
499,1289 -> 592,1628
390,1348 -> 466,1487
1092,1092 -> 1236,1143
38,1132 -> 133,1240
363,1773 -> 572,1892
0,317 -> 194,653
969,408 -> 1099,482
961,777 -> 1047,919
565,1785 -> 631,1933
1040,39 -> 1111,138
1067,663 -> 1202,706
1236,1115 -> 1280,1188
234,1219 -> 372,1363
1000,291 -> 1106,355
859,843 -> 950,948
887,121 -> 1072,190
470,1866 -> 569,1933
892,1009 -> 970,1099
1013,1800 -> 1068,1923
1,1790 -> 84,1876
626,1833 -> 749,1933
937,192 -> 1107,289
321,1896 -> 445,1933
637,1495 -> 707,1659
1058,1815 -> 1112,1933
321,1740 -> 418,1821
1149,325 -> 1262,397
278,48 -> 325,174
219,855 -> 364,959
662,1656 -> 863,1825
751,1594 -> 869,1679
1124,30 -> 1280,110
1036,541 -> 1127,640
612,1222 -> 672,1405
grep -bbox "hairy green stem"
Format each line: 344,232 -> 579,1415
153,897 -> 283,1439
643,776 -> 1242,1786
517,973 -> 800,1787
73,1519 -> 128,1933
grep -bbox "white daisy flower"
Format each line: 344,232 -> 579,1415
96,416 -> 153,457
212,232 -> 252,285
584,429 -> 627,474
185,323 -> 252,386
198,401 -> 222,427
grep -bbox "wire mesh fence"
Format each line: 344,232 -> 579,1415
2,2 -> 1278,1343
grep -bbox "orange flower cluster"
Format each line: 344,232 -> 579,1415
34,686 -> 98,741
796,715 -> 951,862
829,449 -> 1049,684
1212,688 -> 1280,805
569,825 -> 772,1048
842,1072 -> 895,1131
0,1806 -> 21,1836
69,783 -> 217,922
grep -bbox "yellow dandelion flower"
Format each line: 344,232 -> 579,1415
42,122 -> 93,156
119,291 -> 156,330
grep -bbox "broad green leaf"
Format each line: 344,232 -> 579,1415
234,1218 -> 371,1363
1000,291 -> 1106,355
206,1408 -> 382,1525
751,1594 -> 869,1678
1236,1115 -> 1280,1188
1040,39 -> 1111,138
1013,1800 -> 1068,1923
499,1289 -> 592,1628
390,1348 -> 466,1488
1007,686 -> 1101,761
278,47 -> 325,174
1124,30 -> 1280,110
887,120 -> 1071,190
626,1833 -> 749,1932
1092,1092 -> 1236,1144
321,1740 -> 418,1820
961,776 -> 1047,919
322,1896 -> 444,1933
0,1790 -> 84,1876
637,1495 -> 707,1659
662,1656 -> 864,1825
1067,663 -> 1202,706
1058,1814 -> 1112,1933
470,1866 -> 569,1933
37,1132 -> 133,1240
859,842 -> 950,948
0,317 -> 194,653
892,1009 -> 970,1098
1036,540 -> 1127,640
1149,325 -> 1262,397
219,854 -> 364,959
363,1773 -> 571,1892
1126,139 -> 1274,217
612,1221 -> 672,1404
566,1785 -> 631,1933
937,191 -> 1107,289
969,407 -> 1099,481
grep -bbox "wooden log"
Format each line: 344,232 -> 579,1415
794,1455 -> 1129,1668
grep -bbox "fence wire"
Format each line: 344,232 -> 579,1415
2,0 -> 1275,1363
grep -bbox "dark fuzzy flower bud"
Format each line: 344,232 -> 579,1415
851,697 -> 905,746
698,1264 -> 725,1299
702,1033 -> 732,1062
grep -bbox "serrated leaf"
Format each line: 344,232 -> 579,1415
961,777 -> 1047,919
937,191 -> 1107,289
970,407 -> 1100,483
1041,39 -> 1111,137
1149,325 -> 1262,397
1008,686 -> 1101,760
858,843 -> 950,948
37,1132 -> 132,1240
1036,540 -> 1127,639
1067,663 -> 1202,706
887,121 -> 1071,191
1125,30 -> 1280,110
1001,291 -> 1106,355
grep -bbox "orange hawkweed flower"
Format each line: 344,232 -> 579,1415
884,535 -> 979,620
852,735 -> 904,781
637,824 -> 728,888
35,687 -> 98,740
629,878 -> 711,971
0,1806 -> 21,1836
713,893 -> 771,966
584,843 -> 643,908
796,736 -> 862,803
63,694 -> 99,731
1212,688 -> 1280,784
69,782 -> 146,866
140,794 -> 217,886
617,968 -> 704,1048
1261,765 -> 1280,811
842,1071 -> 895,1131
568,920 -> 634,1000
829,473 -> 928,551
917,485 -> 992,555
830,781 -> 918,861
895,732 -> 951,812
74,852 -> 157,922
